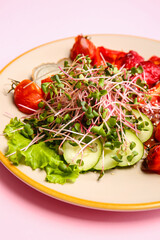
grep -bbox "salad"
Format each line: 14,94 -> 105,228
3,35 -> 160,184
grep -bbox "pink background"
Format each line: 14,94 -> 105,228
0,0 -> 160,239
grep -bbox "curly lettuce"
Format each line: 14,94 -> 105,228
4,118 -> 79,184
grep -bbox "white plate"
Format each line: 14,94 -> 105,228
0,34 -> 160,211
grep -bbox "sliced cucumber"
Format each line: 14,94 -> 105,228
132,109 -> 153,143
62,138 -> 102,171
94,148 -> 118,171
94,130 -> 144,170
117,130 -> 144,167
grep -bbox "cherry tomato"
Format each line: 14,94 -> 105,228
41,77 -> 52,84
148,82 -> 160,105
155,122 -> 160,142
139,61 -> 160,88
142,145 -> 160,174
149,56 -> 160,67
14,79 -> 43,114
70,35 -> 96,63
117,50 -> 144,70
41,77 -> 53,99
137,82 -> 160,106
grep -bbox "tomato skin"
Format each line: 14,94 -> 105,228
95,50 -> 143,69
114,52 -> 127,68
41,77 -> 52,84
93,46 -> 126,67
96,47 -> 123,65
70,35 -> 96,62
148,82 -> 160,105
14,79 -> 43,114
41,77 -> 53,99
155,123 -> 160,142
142,145 -> 160,174
92,47 -> 104,67
149,56 -> 160,67
137,82 -> 160,106
116,50 -> 144,69
139,61 -> 160,88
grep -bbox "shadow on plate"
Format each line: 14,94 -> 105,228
1,162 -> 160,222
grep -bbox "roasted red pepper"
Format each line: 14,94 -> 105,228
155,122 -> 160,142
148,82 -> 160,105
149,56 -> 160,67
142,145 -> 160,174
116,50 -> 144,70
93,46 -> 125,66
139,61 -> 160,88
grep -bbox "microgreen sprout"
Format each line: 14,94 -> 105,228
21,54 -> 159,172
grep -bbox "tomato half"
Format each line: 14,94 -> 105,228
14,79 -> 43,114
140,61 -> 160,88
142,145 -> 160,174
155,122 -> 160,142
41,77 -> 52,84
137,82 -> 160,106
148,82 -> 160,105
70,35 -> 96,62
149,56 -> 160,67
116,50 -> 144,70
41,77 -> 53,100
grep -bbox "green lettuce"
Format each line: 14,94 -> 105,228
4,118 -> 79,184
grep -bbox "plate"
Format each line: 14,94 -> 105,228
0,34 -> 160,211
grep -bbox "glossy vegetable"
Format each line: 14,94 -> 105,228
139,61 -> 160,88
142,145 -> 160,174
155,122 -> 160,142
70,35 -> 96,62
93,46 -> 126,67
14,79 -> 43,114
116,50 -> 144,70
149,56 -> 160,67
148,82 -> 160,105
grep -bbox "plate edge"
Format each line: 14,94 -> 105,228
1,151 -> 160,211
1,34 -> 160,211
0,33 -> 159,75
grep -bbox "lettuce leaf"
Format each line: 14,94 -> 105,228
5,132 -> 31,164
4,117 -> 24,137
4,118 -> 79,184
45,164 -> 79,184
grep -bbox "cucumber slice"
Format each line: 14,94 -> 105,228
94,130 -> 144,170
94,148 -> 118,170
117,130 -> 144,167
62,138 -> 102,171
132,109 -> 153,143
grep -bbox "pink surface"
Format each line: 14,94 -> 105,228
0,0 -> 160,239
